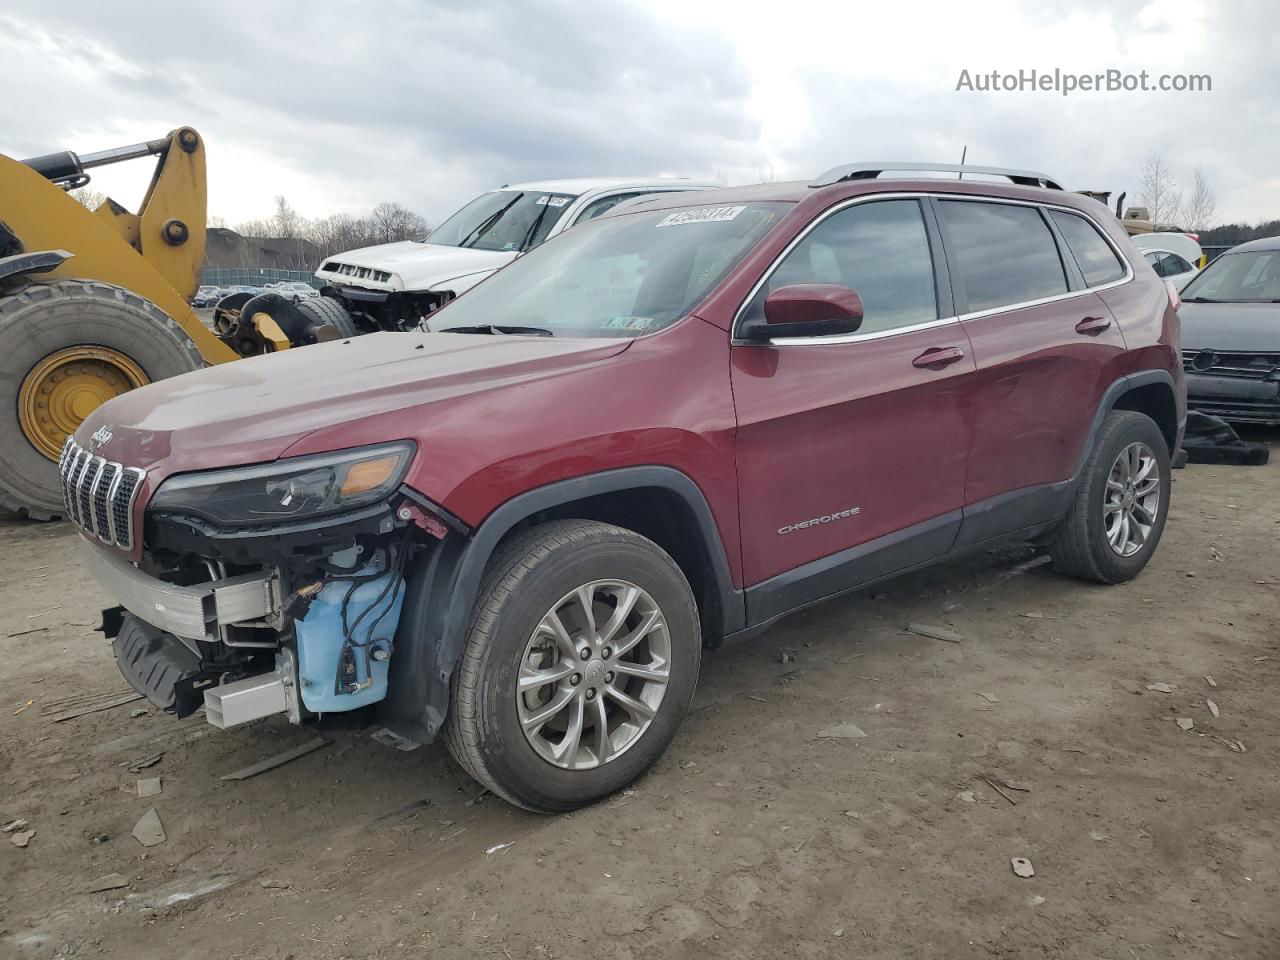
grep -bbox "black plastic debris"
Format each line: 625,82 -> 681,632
1181,412 -> 1270,466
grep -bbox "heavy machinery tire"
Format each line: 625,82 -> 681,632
295,295 -> 359,339
0,280 -> 205,520
444,519 -> 701,813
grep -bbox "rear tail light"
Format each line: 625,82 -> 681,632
1165,279 -> 1181,311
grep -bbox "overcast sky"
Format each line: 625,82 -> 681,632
2,0 -> 1274,228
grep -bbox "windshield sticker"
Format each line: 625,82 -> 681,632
656,205 -> 747,227
602,316 -> 658,331
536,195 -> 571,207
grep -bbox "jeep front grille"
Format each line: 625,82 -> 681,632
58,437 -> 145,549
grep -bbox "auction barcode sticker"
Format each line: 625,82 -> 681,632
655,205 -> 746,227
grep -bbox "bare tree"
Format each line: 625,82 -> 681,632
369,202 -> 429,244
1137,152 -> 1183,225
272,195 -> 302,239
70,187 -> 107,210
1183,167 -> 1217,231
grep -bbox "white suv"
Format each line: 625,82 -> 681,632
313,177 -> 718,332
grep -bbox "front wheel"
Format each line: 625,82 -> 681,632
1051,410 -> 1171,584
444,520 -> 700,812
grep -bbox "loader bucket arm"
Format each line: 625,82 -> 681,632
3,127 -> 236,364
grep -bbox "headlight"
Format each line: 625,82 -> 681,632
150,442 -> 415,526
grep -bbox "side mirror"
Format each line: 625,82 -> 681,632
742,284 -> 864,340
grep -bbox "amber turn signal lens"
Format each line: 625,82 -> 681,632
341,455 -> 401,496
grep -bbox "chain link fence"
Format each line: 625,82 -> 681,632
200,267 -> 320,288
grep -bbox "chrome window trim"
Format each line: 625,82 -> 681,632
732,191 -> 1134,347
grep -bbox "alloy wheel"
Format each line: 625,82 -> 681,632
516,579 -> 671,771
1103,441 -> 1160,558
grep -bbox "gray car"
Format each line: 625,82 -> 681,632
1178,236 -> 1280,424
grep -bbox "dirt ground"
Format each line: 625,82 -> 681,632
2,438 -> 1277,960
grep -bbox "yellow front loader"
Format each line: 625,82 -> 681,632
0,128 -> 249,519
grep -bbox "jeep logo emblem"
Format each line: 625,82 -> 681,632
90,425 -> 113,450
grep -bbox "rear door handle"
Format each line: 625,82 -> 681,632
1075,315 -> 1112,335
912,346 -> 966,369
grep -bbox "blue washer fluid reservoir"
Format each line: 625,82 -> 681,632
293,557 -> 405,714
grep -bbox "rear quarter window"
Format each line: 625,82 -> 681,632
939,200 -> 1068,313
1050,210 -> 1127,286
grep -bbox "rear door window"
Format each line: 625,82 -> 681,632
1049,211 -> 1127,286
939,200 -> 1068,313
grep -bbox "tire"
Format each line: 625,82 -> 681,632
444,519 -> 701,813
0,280 -> 205,520
295,295 -> 358,339
1051,410 -> 1171,584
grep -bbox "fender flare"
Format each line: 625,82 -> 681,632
1073,369 -> 1182,480
380,466 -> 743,743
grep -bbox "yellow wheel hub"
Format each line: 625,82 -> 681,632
18,347 -> 148,461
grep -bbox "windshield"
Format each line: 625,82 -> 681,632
428,202 -> 788,337
1181,250 -> 1280,302
424,190 -> 578,253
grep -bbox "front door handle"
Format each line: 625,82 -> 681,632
912,346 -> 966,369
1075,315 -> 1112,335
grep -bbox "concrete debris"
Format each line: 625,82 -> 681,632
1205,675 -> 1217,688
84,873 -> 130,893
2,818 -> 29,832
132,808 -> 166,847
1146,683 -> 1175,693
956,790 -> 976,803
816,722 -> 868,739
906,623 -> 963,643
1011,857 -> 1035,878
1175,717 -> 1195,731
1206,699 -> 1220,719
136,777 -> 162,798
978,692 -> 1000,703
11,829 -> 35,848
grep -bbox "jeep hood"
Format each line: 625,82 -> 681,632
1179,301 -> 1280,352
79,332 -> 630,477
319,241 -> 516,292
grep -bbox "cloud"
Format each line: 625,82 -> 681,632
0,0 -> 761,222
1,0 -> 1276,227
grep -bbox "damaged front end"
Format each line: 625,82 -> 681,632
71,439 -> 460,740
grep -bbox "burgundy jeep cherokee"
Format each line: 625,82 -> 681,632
67,162 -> 1184,812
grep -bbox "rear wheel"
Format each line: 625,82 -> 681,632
0,280 -> 204,519
1051,410 -> 1171,583
444,520 -> 700,812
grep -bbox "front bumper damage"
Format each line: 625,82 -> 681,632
81,493 -> 443,739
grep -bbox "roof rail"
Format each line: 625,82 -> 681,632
811,162 -> 1063,191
